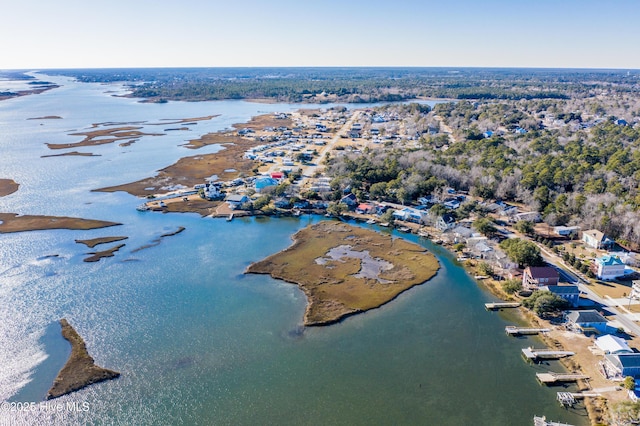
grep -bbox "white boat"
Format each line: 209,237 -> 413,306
366,218 -> 376,224
136,204 -> 149,212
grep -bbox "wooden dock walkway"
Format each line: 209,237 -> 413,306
534,415 -> 574,426
485,302 -> 520,310
505,326 -> 550,336
522,347 -> 574,361
536,372 -> 589,384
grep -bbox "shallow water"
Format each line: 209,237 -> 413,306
0,76 -> 588,425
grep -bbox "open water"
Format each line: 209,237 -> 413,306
0,74 -> 588,425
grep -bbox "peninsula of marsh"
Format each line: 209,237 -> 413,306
246,221 -> 439,325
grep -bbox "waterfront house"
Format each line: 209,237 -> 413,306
270,172 -> 284,180
340,193 -> 358,210
539,285 -> 580,307
393,207 -> 427,224
593,255 -> 625,281
604,353 -> 640,378
226,194 -> 249,210
356,203 -> 375,215
566,310 -> 609,334
522,266 -> 559,290
274,197 -> 291,209
436,213 -> 456,231
595,334 -> 633,355
582,229 -> 611,250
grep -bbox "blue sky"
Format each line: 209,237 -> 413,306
3,0 -> 639,69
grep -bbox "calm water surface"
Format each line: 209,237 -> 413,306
0,76 -> 587,425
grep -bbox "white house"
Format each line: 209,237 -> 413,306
594,255 -> 625,281
582,229 -> 610,250
226,194 -> 249,210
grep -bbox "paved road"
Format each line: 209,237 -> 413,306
542,250 -> 640,336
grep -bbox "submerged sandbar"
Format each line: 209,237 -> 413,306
47,319 -> 120,399
246,221 -> 439,326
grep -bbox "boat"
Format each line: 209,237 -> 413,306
366,218 -> 376,224
136,204 -> 149,212
418,231 -> 429,238
379,222 -> 390,227
398,226 -> 410,233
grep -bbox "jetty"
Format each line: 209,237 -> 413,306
534,415 -> 574,426
485,302 -> 520,310
522,347 -> 575,361
227,213 -> 234,222
505,326 -> 550,336
536,372 -> 589,384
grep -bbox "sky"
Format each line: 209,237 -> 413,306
3,0 -> 639,70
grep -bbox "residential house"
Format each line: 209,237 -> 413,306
436,213 -> 456,231
340,193 -> 358,210
356,203 -> 375,215
554,226 -> 580,238
274,197 -> 291,209
595,334 -> 633,355
512,211 -> 541,223
483,130 -> 494,138
254,177 -> 279,193
522,266 -> 559,290
540,285 -> 580,307
566,310 -> 609,334
226,194 -> 249,210
593,255 -> 625,281
582,229 -> 611,250
604,354 -> 640,378
393,207 -> 427,224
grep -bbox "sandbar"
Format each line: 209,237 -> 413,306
0,213 -> 121,234
75,236 -> 128,248
83,244 -> 126,262
130,226 -> 185,253
28,116 -> 62,120
42,151 -> 100,158
0,179 -> 19,197
246,221 -> 439,326
46,319 -> 120,399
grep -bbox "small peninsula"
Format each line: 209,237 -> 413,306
246,221 -> 439,325
47,319 -> 120,399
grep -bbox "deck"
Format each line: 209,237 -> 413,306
522,347 -> 575,361
536,372 -> 589,384
484,302 -> 520,310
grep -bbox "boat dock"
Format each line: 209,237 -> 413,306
536,372 -> 589,384
522,347 -> 575,361
485,302 -> 520,310
534,415 -> 574,426
505,326 -> 550,336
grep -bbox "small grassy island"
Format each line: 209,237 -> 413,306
246,221 -> 439,326
47,319 -> 120,400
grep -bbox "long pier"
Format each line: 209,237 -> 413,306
506,326 -> 550,336
536,372 -> 589,384
522,347 -> 575,361
485,302 -> 520,310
